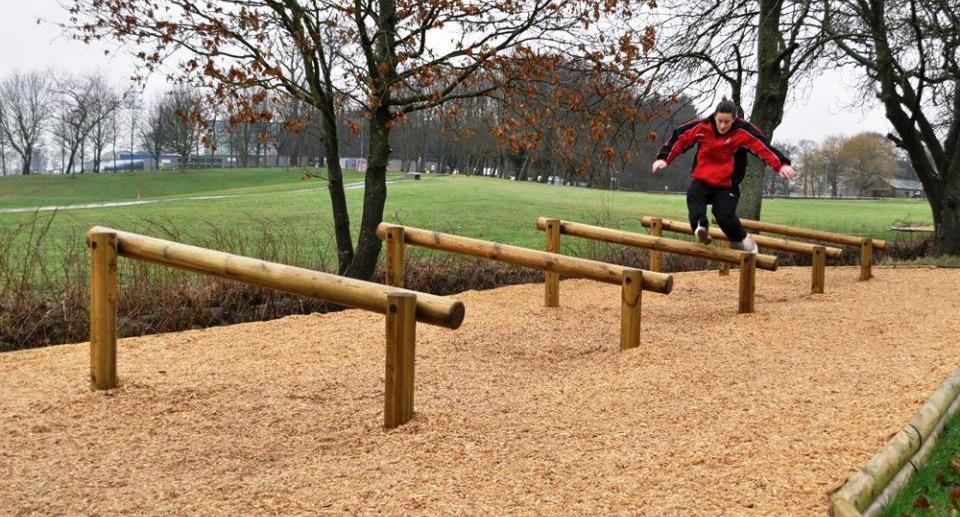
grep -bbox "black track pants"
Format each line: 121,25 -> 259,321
686,179 -> 748,242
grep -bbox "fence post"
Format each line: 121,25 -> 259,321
718,239 -> 731,276
812,245 -> 826,294
860,238 -> 873,281
620,269 -> 643,351
544,218 -> 561,307
384,225 -> 406,288
384,292 -> 417,429
738,253 -> 756,314
648,217 -> 663,272
89,230 -> 119,390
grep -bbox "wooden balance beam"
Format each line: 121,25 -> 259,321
88,226 -> 464,429
537,217 -> 775,313
376,223 -> 673,351
729,217 -> 885,281
641,216 -> 842,294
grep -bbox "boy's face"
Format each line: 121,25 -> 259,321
715,112 -> 734,134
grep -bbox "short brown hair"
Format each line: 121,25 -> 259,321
716,98 -> 737,115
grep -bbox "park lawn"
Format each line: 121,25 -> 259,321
0,173 -> 935,266
0,167 -> 368,209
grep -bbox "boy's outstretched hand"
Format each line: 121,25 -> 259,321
651,159 -> 667,175
778,165 -> 797,179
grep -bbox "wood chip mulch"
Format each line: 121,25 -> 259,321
2,266 -> 959,516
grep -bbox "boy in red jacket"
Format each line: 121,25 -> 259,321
651,99 -> 796,253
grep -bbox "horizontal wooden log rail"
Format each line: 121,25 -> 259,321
87,226 -> 465,429
715,216 -> 884,281
640,217 -> 843,258
377,223 -> 673,351
537,217 -> 779,270
538,218 -> 766,313
376,223 -> 673,294
735,217 -> 887,249
641,216 -> 837,294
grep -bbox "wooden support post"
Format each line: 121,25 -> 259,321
384,225 -> 406,288
738,253 -> 756,314
544,218 -> 561,307
648,217 -> 663,272
718,239 -> 731,276
89,231 -> 119,390
811,245 -> 826,294
384,292 -> 417,429
860,238 -> 873,281
620,269 -> 642,351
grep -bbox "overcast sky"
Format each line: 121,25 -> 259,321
3,0 -> 892,145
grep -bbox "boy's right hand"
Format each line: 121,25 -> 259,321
651,159 -> 667,175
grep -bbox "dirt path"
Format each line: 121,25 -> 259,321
2,267 -> 958,516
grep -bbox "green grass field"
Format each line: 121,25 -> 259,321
0,167 -> 367,209
0,168 -> 935,263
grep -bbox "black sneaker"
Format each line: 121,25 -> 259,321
695,224 -> 712,245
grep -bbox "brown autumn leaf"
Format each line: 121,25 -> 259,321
951,485 -> 960,510
913,494 -> 930,508
949,454 -> 960,473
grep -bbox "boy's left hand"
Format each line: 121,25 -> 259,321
778,165 -> 796,179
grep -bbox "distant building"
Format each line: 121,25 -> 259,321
864,177 -> 925,198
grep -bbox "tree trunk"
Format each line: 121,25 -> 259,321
518,155 -> 531,181
320,106 -> 355,275
737,0 -> 789,220
936,181 -> 960,255
21,145 -> 32,175
342,105 -> 390,280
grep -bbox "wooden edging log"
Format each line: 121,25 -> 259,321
831,365 -> 960,516
535,217 -> 772,313
87,226 -> 465,430
641,216 -> 838,295
377,223 -> 670,351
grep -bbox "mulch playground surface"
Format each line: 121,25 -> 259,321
2,267 -> 959,516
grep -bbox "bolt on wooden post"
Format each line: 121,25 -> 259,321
860,238 -> 873,281
384,292 -> 417,429
738,253 -> 756,314
89,231 -> 119,390
718,239 -> 731,276
384,225 -> 406,288
648,217 -> 663,272
811,245 -> 826,294
620,269 -> 643,350
544,218 -> 561,307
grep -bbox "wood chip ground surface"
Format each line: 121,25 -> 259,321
2,267 -> 959,516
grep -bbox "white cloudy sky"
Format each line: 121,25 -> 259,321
2,0 -> 891,144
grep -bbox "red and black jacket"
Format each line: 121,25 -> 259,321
656,116 -> 791,188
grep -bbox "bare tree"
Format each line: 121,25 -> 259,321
837,132 -> 898,197
66,0 -> 654,280
0,128 -> 7,175
87,77 -> 121,172
158,87 -> 202,168
51,75 -> 110,174
822,0 -> 960,254
0,71 -> 56,174
140,97 -> 165,170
